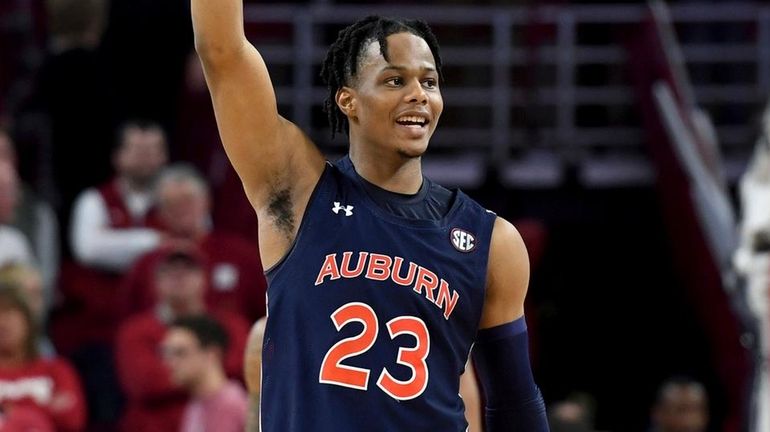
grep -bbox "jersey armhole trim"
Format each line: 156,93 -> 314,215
263,162 -> 333,277
470,209 -> 499,338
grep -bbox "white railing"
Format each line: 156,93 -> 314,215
244,3 -> 768,187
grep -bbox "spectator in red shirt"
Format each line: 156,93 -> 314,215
55,120 -> 169,352
0,282 -> 86,432
122,163 -> 266,322
116,247 -> 248,432
163,315 -> 248,432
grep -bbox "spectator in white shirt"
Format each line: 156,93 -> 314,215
0,128 -> 59,302
69,120 -> 168,271
55,120 -> 168,429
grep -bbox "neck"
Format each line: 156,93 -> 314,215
193,364 -> 227,398
348,146 -> 423,194
174,225 -> 209,241
118,176 -> 152,194
168,302 -> 206,319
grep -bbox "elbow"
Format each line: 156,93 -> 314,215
194,36 -> 243,66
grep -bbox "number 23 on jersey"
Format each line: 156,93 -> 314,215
319,302 -> 431,401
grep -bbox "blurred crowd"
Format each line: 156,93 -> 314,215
0,115 -> 265,431
0,0 -> 265,429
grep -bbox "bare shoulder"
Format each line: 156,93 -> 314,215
478,217 -> 530,329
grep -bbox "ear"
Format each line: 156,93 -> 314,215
335,87 -> 357,119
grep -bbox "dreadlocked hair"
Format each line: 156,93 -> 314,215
320,15 -> 443,139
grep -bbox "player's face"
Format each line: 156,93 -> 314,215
115,127 -> 168,186
344,32 -> 443,159
162,328 -> 207,388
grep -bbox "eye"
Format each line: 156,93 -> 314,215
385,77 -> 404,87
423,78 -> 437,89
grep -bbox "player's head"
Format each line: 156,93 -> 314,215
321,16 -> 444,159
0,264 -> 45,323
0,160 -> 19,224
154,248 -> 207,316
155,164 -> 210,238
0,282 -> 39,361
652,376 -> 708,432
162,314 -> 229,390
113,120 -> 168,188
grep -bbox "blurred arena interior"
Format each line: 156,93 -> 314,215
1,0 -> 769,431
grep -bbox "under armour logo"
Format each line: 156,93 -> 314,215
332,202 -> 354,216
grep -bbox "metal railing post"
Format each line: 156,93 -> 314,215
293,12 -> 314,131
492,13 -> 513,166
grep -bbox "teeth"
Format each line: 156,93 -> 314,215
397,115 -> 427,124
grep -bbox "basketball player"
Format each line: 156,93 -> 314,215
191,3 -> 548,430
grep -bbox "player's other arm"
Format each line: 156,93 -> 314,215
191,0 -> 325,266
244,317 -> 267,432
472,217 -> 548,431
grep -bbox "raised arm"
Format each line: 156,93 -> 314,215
191,0 -> 325,266
471,217 -> 549,431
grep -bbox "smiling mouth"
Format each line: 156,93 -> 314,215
395,115 -> 429,128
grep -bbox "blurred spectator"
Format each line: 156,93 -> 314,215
122,163 -> 266,322
650,377 -> 709,432
115,247 -> 248,432
70,120 -> 167,271
0,282 -> 86,432
32,0 -> 113,231
0,160 -> 34,267
0,264 -> 55,357
55,119 -> 167,348
548,393 -> 597,432
163,315 -> 248,432
0,127 -> 59,297
51,120 -> 167,429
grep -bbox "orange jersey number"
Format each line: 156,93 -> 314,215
319,302 -> 430,400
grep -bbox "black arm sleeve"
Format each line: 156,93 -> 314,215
471,317 -> 549,431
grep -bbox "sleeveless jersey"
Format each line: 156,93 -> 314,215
261,157 -> 496,432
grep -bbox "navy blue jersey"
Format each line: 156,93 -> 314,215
261,157 -> 496,432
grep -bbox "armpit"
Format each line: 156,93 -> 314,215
267,186 -> 296,240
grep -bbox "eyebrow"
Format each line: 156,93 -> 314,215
380,65 -> 437,73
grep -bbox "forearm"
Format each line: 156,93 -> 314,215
191,0 -> 246,60
73,228 -> 159,271
70,191 -> 160,271
472,317 -> 548,431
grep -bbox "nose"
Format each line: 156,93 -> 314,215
405,79 -> 428,105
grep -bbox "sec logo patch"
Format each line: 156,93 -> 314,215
450,228 -> 476,252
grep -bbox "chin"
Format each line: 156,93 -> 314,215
396,142 -> 429,159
